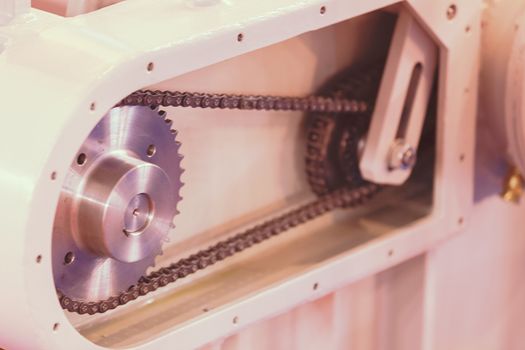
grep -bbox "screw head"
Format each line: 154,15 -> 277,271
389,140 -> 417,171
401,147 -> 417,169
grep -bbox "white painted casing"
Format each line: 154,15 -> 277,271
0,0 -> 479,349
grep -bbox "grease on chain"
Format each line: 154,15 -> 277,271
58,89 -> 375,315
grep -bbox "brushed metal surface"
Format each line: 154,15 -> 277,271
53,106 -> 183,301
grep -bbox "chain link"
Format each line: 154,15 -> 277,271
121,90 -> 368,114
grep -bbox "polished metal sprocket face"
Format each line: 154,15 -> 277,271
53,106 -> 183,301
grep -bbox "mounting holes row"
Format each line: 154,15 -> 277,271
228,282 -> 321,325
237,7 -> 325,43
36,253 -> 60,333
88,61 -> 155,111
76,145 -> 153,165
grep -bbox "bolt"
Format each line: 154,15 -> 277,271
389,139 -> 417,171
401,147 -> 416,169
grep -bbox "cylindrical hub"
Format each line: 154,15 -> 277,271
53,105 -> 183,300
74,152 -> 175,263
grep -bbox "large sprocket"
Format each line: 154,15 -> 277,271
52,106 -> 183,301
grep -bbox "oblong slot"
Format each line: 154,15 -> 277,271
396,62 -> 423,139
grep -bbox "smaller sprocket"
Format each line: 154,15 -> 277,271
305,65 -> 383,197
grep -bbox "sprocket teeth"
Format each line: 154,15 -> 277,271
55,105 -> 185,301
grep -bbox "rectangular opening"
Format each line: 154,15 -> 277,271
63,8 -> 438,348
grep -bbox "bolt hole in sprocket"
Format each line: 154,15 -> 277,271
52,106 -> 183,301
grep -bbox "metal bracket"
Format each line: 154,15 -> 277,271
359,9 -> 437,185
